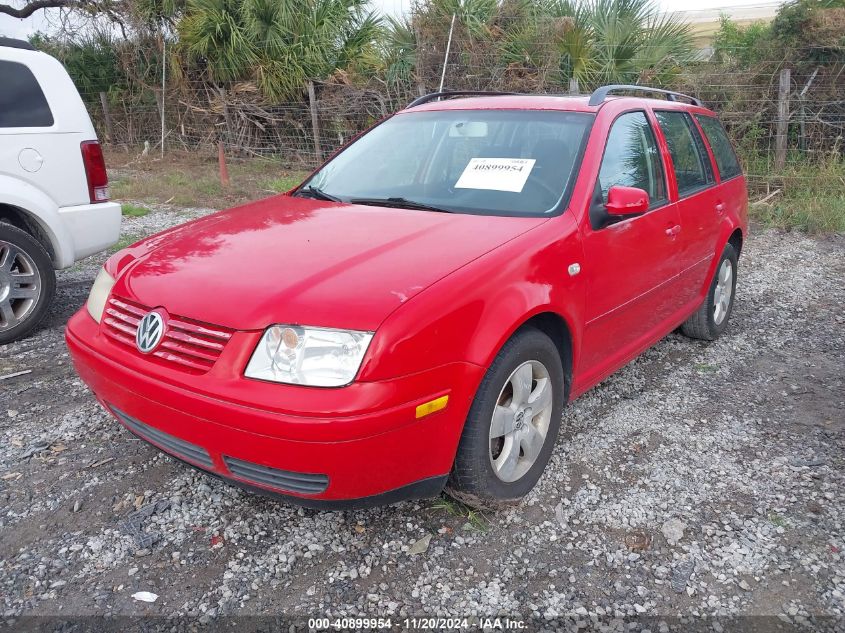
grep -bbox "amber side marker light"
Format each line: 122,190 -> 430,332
415,395 -> 449,419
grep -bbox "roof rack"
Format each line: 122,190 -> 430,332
588,84 -> 702,107
0,37 -> 36,51
407,91 -> 520,108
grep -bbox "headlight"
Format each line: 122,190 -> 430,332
244,325 -> 374,387
86,267 -> 116,323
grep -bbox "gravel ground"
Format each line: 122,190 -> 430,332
0,204 -> 843,630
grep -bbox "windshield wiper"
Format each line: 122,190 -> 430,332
349,197 -> 452,213
295,185 -> 341,202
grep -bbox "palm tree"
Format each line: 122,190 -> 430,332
384,0 -> 694,93
380,15 -> 418,90
585,0 -> 693,86
178,0 -> 381,101
30,32 -> 125,101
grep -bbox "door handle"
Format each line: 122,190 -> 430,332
665,225 -> 681,237
715,202 -> 725,215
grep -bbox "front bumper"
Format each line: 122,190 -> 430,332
58,201 -> 121,266
65,310 -> 484,507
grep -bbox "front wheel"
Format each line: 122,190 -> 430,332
0,223 -> 56,344
446,327 -> 564,508
681,242 -> 738,341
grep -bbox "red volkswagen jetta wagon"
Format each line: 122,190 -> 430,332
66,86 -> 747,508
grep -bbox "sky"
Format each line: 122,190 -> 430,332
0,0 -> 782,40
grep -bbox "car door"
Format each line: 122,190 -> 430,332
653,109 -> 719,304
578,110 -> 684,384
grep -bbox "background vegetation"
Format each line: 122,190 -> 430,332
17,0 -> 845,231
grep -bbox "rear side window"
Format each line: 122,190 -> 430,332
695,115 -> 742,180
0,60 -> 53,128
598,111 -> 666,205
655,111 -> 713,197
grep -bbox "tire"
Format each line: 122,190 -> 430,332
681,242 -> 738,341
446,327 -> 565,508
0,223 -> 56,345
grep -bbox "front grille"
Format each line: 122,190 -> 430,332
111,406 -> 214,469
223,455 -> 329,495
102,296 -> 233,374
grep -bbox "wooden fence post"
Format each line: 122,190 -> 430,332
218,140 -> 230,188
99,92 -> 113,143
307,80 -> 322,163
775,68 -> 791,171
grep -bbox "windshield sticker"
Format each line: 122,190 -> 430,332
455,158 -> 536,193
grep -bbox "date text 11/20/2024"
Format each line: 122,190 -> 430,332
308,616 -> 527,630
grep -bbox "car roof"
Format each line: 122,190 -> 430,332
403,92 -> 716,116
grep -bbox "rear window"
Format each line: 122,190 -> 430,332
695,115 -> 741,180
0,60 -> 53,128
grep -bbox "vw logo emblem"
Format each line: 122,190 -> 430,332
136,311 -> 165,354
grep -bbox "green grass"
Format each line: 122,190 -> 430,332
107,151 -> 308,210
264,175 -> 303,193
753,195 -> 845,233
108,234 -> 140,254
430,495 -> 490,532
121,203 -> 151,217
742,153 -> 845,233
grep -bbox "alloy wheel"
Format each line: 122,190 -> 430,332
489,360 -> 554,483
0,240 -> 42,332
713,258 -> 733,325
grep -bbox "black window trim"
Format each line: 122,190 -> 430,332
590,108 -> 671,230
654,109 -> 716,202
693,113 -> 743,183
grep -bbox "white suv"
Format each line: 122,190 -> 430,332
0,36 -> 121,343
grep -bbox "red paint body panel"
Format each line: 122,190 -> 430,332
114,196 -> 541,332
66,94 -> 748,504
67,310 -> 483,499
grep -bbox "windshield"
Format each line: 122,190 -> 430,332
300,109 -> 594,216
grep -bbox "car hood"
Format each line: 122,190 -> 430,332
115,195 -> 545,331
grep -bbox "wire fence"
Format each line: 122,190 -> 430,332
73,52 -> 844,195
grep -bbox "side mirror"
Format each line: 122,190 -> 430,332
605,186 -> 649,216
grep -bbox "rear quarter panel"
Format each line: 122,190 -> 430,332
707,173 -> 748,285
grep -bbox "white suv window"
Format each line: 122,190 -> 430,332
0,60 -> 53,128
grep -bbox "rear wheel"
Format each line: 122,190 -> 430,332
0,223 -> 56,344
681,242 -> 738,341
447,327 -> 564,508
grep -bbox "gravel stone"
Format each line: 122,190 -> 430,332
0,206 -> 843,622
